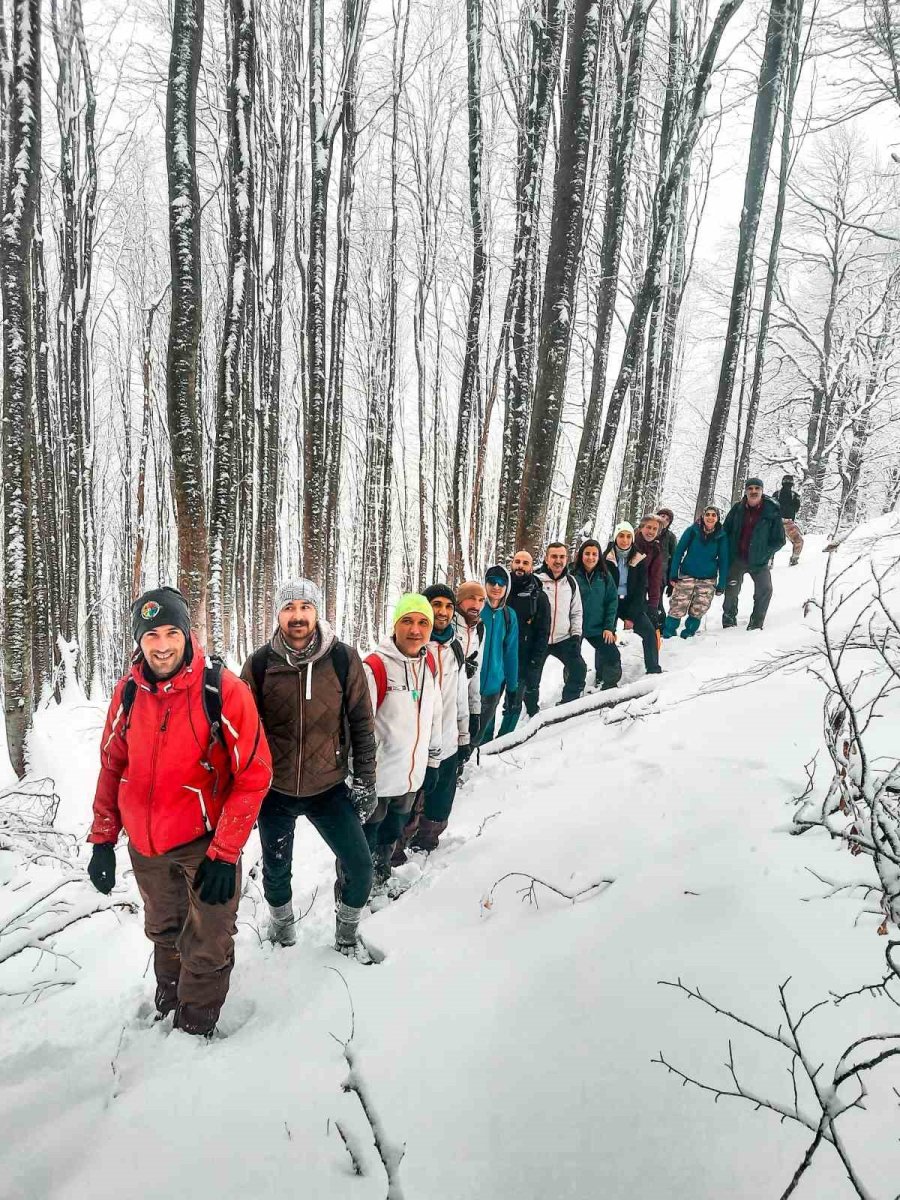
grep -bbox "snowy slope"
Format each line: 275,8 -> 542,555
2,530 -> 900,1200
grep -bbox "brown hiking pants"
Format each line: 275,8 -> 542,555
669,576 -> 717,620
128,834 -> 241,1033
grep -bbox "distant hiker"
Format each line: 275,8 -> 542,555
498,550 -> 551,736
775,474 -> 804,565
656,507 -> 678,623
664,506 -> 729,639
362,595 -> 442,892
87,587 -> 272,1036
604,523 -> 662,675
476,565 -> 520,743
571,539 -> 621,690
634,515 -> 665,627
241,580 -> 377,963
397,584 -> 470,854
534,543 -> 587,704
454,581 -> 486,763
722,477 -> 786,630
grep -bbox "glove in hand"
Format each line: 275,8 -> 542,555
88,843 -> 116,894
349,780 -> 378,823
193,856 -> 236,905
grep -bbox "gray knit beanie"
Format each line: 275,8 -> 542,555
274,578 -> 322,623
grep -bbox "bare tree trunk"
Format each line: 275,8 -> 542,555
1,0 -> 41,776
208,0 -> 256,653
517,0 -> 605,551
450,0 -> 486,580
695,0 -> 792,509
165,0 -> 209,637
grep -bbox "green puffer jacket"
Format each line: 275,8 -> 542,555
571,565 -> 619,638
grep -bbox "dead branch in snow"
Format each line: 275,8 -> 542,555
485,872 -> 614,911
325,966 -> 405,1199
475,812 -> 500,837
334,1118 -> 366,1176
655,976 -> 900,1199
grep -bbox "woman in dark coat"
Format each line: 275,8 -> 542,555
604,523 -> 662,675
572,539 -> 622,690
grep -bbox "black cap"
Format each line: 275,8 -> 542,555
423,583 -> 456,609
782,474 -> 794,483
131,586 -> 191,645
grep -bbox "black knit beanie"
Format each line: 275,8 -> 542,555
132,586 -> 192,645
423,583 -> 457,610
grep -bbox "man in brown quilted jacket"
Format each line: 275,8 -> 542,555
241,579 -> 378,963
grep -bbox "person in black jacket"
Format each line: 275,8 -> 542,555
656,507 -> 678,623
497,550 -> 552,736
722,477 -> 787,630
604,523 -> 661,675
774,474 -> 803,565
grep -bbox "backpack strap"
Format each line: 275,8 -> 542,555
201,656 -> 228,750
250,644 -> 271,701
476,619 -> 485,642
424,648 -> 437,677
364,653 -> 389,711
120,677 -> 137,728
450,639 -> 465,671
330,640 -> 351,740
502,607 -> 511,636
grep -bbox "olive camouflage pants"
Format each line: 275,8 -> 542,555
668,576 -> 717,620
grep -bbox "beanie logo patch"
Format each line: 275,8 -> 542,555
141,601 -> 161,620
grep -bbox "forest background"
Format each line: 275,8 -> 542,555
1,0 -> 899,775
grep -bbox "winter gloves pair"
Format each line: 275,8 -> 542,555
87,843 -> 236,905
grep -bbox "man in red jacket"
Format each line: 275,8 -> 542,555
87,587 -> 272,1036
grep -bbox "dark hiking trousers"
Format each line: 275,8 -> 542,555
257,783 -> 374,910
723,556 -> 773,626
585,636 -> 622,687
364,792 -> 417,849
505,659 -> 542,722
539,636 -> 587,703
394,753 -> 461,860
475,691 -> 504,745
128,834 -> 241,1032
617,602 -> 659,672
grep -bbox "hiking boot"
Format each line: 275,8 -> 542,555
789,555 -> 799,566
662,615 -> 680,639
408,817 -> 447,853
371,844 -> 393,889
334,902 -> 376,965
646,665 -> 663,675
154,978 -> 178,1018
681,616 -> 701,639
174,1002 -> 220,1038
747,618 -> 764,631
266,901 -> 297,947
722,617 -> 737,629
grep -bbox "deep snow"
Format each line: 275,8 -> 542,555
2,527 -> 900,1200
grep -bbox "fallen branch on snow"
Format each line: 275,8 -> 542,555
484,872 -> 614,911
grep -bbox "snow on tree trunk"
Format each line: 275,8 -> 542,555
517,0 -> 604,552
451,0 -> 486,581
1,0 -> 41,777
567,0 -> 650,541
209,0 -> 255,655
695,0 -> 792,511
165,0 -> 209,639
494,0 -> 566,561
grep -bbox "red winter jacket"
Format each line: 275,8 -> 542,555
89,638 -> 272,863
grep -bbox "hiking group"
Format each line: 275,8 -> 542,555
86,474 -> 802,1035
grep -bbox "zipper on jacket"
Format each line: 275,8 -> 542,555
296,673 -> 305,794
145,705 -> 171,855
406,658 -> 424,793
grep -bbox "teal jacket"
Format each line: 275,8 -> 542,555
571,565 -> 618,637
479,602 -> 519,697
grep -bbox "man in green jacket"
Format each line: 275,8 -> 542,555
721,477 -> 786,630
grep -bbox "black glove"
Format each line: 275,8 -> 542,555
193,856 -> 236,905
715,586 -> 725,596
468,713 -> 480,742
665,582 -> 674,597
464,652 -> 478,679
88,843 -> 116,894
423,766 -> 439,795
349,780 -> 378,823
458,743 -> 473,766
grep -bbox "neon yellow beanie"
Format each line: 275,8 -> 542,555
392,593 -> 434,627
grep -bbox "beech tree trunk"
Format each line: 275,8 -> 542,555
1,0 -> 41,776
165,0 -> 209,636
695,0 -> 792,510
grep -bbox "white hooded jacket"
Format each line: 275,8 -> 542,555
363,636 -> 443,797
534,565 -> 583,644
453,613 -> 483,716
430,634 -> 470,763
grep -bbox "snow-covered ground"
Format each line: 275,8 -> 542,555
2,527 -> 900,1200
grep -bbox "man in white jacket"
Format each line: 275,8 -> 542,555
398,584 -> 470,854
362,594 -> 443,889
533,541 -> 587,704
453,581 -> 485,765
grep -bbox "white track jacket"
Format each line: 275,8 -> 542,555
363,637 -> 442,797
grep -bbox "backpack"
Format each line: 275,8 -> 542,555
121,655 -> 227,751
250,640 -> 352,731
364,649 -> 436,711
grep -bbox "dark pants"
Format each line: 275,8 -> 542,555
257,783 -> 374,910
476,691 -> 504,745
364,792 -> 417,849
395,753 -> 461,859
618,602 -> 659,672
723,557 -> 773,626
505,658 -> 543,720
539,636 -> 587,703
423,752 -> 460,823
585,635 -> 622,687
128,834 -> 241,1032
